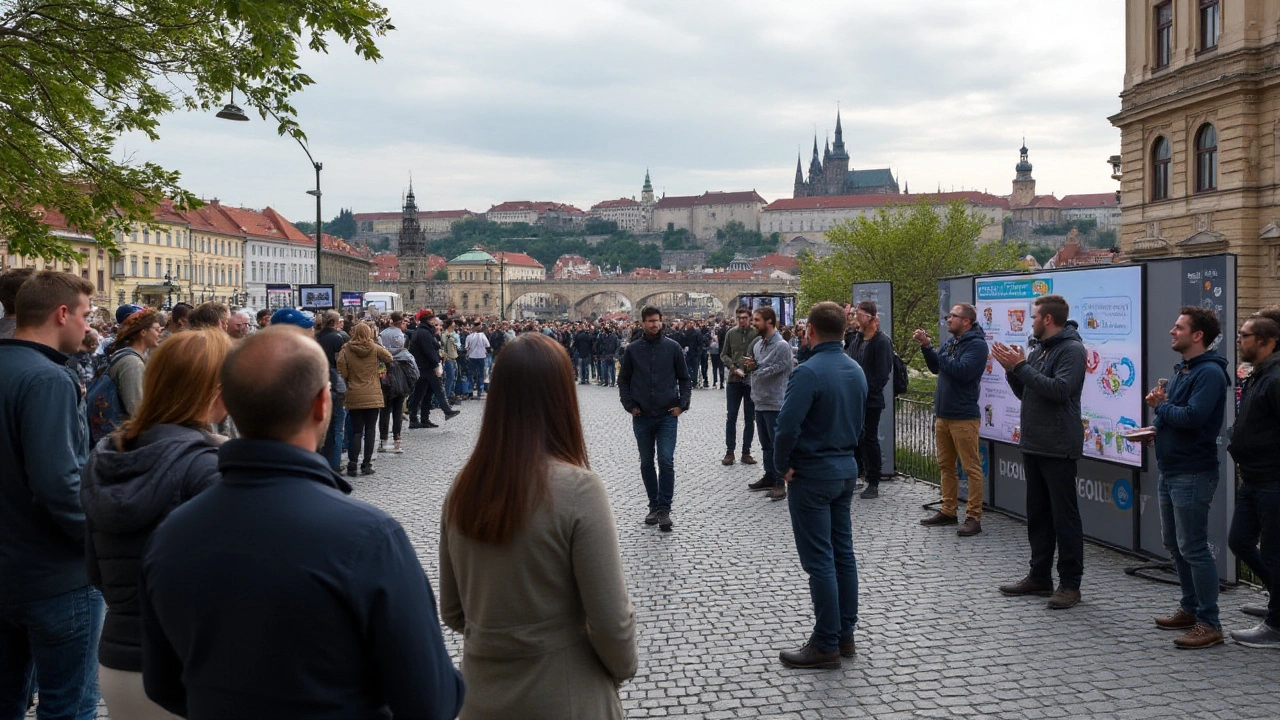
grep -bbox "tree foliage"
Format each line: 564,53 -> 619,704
0,0 -> 393,261
799,200 -> 1024,361
705,220 -> 780,268
432,217 -> 662,273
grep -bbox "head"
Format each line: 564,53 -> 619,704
735,306 -> 751,329
1238,316 -> 1279,365
1256,305 -> 1280,328
13,271 -> 95,353
442,316 -> 454,331
226,311 -> 251,339
256,308 -> 272,328
348,321 -> 375,345
389,311 -> 406,331
167,302 -> 193,332
946,303 -> 977,337
1171,306 -> 1221,357
221,326 -> 331,446
753,306 -> 777,337
641,306 -> 664,336
118,329 -> 233,446
81,329 -> 99,353
1031,294 -> 1069,340
0,267 -> 36,316
189,302 -> 230,331
446,332 -> 588,545
807,301 -> 847,345
855,300 -> 878,335
115,308 -> 162,352
319,310 -> 342,330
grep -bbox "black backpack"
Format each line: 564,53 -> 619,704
891,352 -> 909,396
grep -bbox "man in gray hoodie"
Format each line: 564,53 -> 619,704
743,306 -> 794,501
993,294 -> 1087,610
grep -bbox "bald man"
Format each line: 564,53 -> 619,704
139,327 -> 464,719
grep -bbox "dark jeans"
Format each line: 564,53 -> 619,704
406,376 -> 431,421
725,380 -> 754,454
599,358 -> 616,386
577,356 -> 593,383
1024,453 -> 1083,590
756,409 -> 780,485
423,373 -> 451,416
1228,481 -> 1280,627
697,351 -> 709,386
1159,470 -> 1220,627
379,389 -> 406,440
856,406 -> 883,486
443,359 -> 458,398
348,408 -> 379,464
787,475 -> 859,652
0,585 -> 105,720
633,413 -> 678,512
710,354 -> 724,386
467,358 -> 486,395
321,400 -> 347,472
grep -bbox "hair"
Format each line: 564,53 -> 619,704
188,302 -> 229,329
347,321 -> 374,347
168,302 -> 193,329
442,317 -> 454,329
641,305 -> 663,320
256,308 -> 272,323
319,309 -> 341,329
754,306 -> 777,327
856,300 -> 878,317
389,311 -> 404,324
1246,315 -> 1280,345
109,308 -> 160,353
1256,305 -> 1280,327
222,326 -> 329,441
117,329 -> 233,447
0,267 -> 36,314
808,301 -> 847,340
1034,294 -> 1070,327
13,271 -> 95,329
735,305 -> 750,316
1178,306 -> 1222,347
953,303 -> 978,323
446,333 -> 588,544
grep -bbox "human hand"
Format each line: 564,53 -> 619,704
435,366 -> 444,377
670,407 -> 683,417
990,342 -> 1025,371
1145,386 -> 1166,408
743,357 -> 757,370
630,408 -> 642,417
784,469 -> 795,484
912,329 -> 930,347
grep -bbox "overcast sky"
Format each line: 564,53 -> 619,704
120,0 -> 1125,223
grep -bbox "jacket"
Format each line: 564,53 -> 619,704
409,325 -> 443,373
595,332 -> 621,358
439,462 -> 636,720
0,339 -> 91,603
338,341 -> 394,410
108,348 -> 147,417
720,326 -> 758,383
618,332 -> 691,416
572,330 -> 595,358
847,330 -> 892,410
1005,322 -> 1087,459
442,331 -> 460,361
773,342 -> 867,479
139,439 -> 463,720
315,327 -> 348,369
1152,350 -> 1229,474
922,327 -> 988,420
80,424 -> 220,671
1228,353 -> 1280,482
748,331 -> 794,412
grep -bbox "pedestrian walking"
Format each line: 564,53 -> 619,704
465,322 -> 491,398
379,314 -> 420,454
743,307 -> 794,501
847,300 -> 892,499
315,310 -> 350,472
337,322 -> 394,477
720,307 -> 758,465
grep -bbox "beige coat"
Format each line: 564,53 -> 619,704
440,462 -> 637,720
336,341 -> 393,410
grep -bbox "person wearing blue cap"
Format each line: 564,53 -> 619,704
270,308 -> 315,330
115,304 -> 143,325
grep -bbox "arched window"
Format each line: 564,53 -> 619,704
1195,124 -> 1217,193
1151,136 -> 1171,201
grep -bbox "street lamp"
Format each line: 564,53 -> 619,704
486,254 -> 507,320
163,271 -> 174,309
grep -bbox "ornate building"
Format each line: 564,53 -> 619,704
320,234 -> 372,294
395,184 -> 450,309
793,111 -> 899,198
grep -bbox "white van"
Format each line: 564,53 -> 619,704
362,291 -> 402,313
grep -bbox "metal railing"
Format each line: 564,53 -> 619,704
894,396 -> 940,485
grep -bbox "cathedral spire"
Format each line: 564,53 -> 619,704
795,153 -> 804,184
831,110 -> 848,161
643,168 -> 652,192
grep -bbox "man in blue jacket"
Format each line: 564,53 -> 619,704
139,327 -> 463,719
0,271 -> 102,720
774,302 -> 867,669
1144,306 -> 1230,649
914,303 -> 989,536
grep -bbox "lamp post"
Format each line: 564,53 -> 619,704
163,272 -> 174,309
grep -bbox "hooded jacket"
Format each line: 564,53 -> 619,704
1006,322 -> 1087,459
338,341 -> 394,410
80,424 -> 220,671
1228,353 -> 1280,482
922,327 -> 988,420
1153,350 -> 1230,474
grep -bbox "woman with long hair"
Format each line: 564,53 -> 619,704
80,329 -> 233,720
107,308 -> 162,416
337,321 -> 393,476
439,333 -> 636,720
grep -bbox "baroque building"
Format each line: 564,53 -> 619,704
793,111 -> 899,198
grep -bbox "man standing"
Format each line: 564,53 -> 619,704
993,294 -> 1087,610
464,322 -> 490,398
573,323 -> 595,385
315,310 -> 350,471
441,317 -> 461,403
914,303 -> 989,536
619,306 -> 691,532
596,324 -> 621,387
1144,307 -> 1230,649
720,307 -> 758,466
744,307 -> 794,501
774,302 -> 866,669
1226,315 -> 1280,648
227,310 -> 252,339
0,271 -> 104,719
847,300 -> 892,499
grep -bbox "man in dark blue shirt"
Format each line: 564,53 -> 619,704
774,302 -> 867,670
139,327 -> 463,719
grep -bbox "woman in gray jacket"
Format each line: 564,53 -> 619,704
440,332 -> 637,720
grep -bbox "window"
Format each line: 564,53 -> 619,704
130,256 -> 137,276
1195,124 -> 1217,192
143,259 -> 150,277
1155,2 -> 1173,69
1151,137 -> 1171,201
1199,0 -> 1220,51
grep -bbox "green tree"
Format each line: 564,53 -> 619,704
799,199 -> 1024,360
705,247 -> 735,268
433,268 -> 449,281
0,0 -> 393,260
327,208 -> 357,239
583,218 -> 617,235
661,227 -> 689,250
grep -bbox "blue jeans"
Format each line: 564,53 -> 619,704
467,358 -> 486,395
0,586 -> 105,720
321,402 -> 348,471
632,413 -> 678,512
577,357 -> 593,383
755,410 -> 780,485
599,358 -> 616,386
1229,482 -> 1280,627
725,381 -> 754,454
1159,470 -> 1220,627
443,359 -> 458,398
786,476 -> 859,652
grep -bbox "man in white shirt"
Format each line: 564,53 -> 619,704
464,324 -> 491,399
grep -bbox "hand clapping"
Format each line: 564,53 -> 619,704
990,341 -> 1026,371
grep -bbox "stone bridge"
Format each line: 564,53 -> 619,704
503,277 -> 799,319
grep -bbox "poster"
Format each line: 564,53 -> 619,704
299,284 -> 335,310
340,291 -> 365,308
975,265 -> 1144,467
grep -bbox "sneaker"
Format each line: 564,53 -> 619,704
779,641 -> 840,669
859,485 -> 879,499
956,518 -> 982,537
747,477 -> 773,491
423,420 -> 440,428
360,463 -> 376,476
657,510 -> 673,531
1154,608 -> 1197,631
644,510 -> 660,525
377,440 -> 388,453
1231,621 -> 1280,649
408,421 -> 428,429
1047,587 -> 1081,610
920,511 -> 958,526
839,633 -> 856,658
998,576 -> 1054,597
392,439 -> 403,454
740,453 -> 757,465
767,486 -> 787,502
1174,622 -> 1224,649
1242,602 -> 1269,618
722,452 -> 735,466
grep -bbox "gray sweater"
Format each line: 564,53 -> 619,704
748,331 -> 794,412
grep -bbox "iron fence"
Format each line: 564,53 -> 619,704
894,396 -> 939,486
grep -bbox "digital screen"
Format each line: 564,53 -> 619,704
739,294 -> 797,327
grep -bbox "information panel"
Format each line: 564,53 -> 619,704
975,265 -> 1144,467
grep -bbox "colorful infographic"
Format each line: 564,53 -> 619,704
975,265 -> 1144,467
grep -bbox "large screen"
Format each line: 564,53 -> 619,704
739,294 -> 797,327
975,265 -> 1144,467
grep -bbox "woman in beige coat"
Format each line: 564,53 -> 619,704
336,322 -> 392,477
440,332 -> 637,720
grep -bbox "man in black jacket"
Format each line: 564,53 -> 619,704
573,324 -> 595,385
847,301 -> 893,499
619,306 -> 691,532
315,310 -> 350,471
408,317 -> 457,428
596,325 -> 621,387
140,327 -> 464,719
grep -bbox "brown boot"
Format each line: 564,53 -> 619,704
1154,608 -> 1197,630
920,511 -> 958,526
1047,586 -> 1081,610
957,518 -> 982,537
741,453 -> 757,465
999,576 -> 1053,597
722,452 -> 735,466
1174,622 -> 1224,649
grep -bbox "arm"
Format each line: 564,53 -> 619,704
674,343 -> 691,410
376,346 -> 394,364
751,339 -> 792,384
117,356 -> 145,417
337,349 -> 350,381
1011,343 -> 1086,404
719,331 -> 735,368
936,338 -> 987,384
179,447 -> 222,501
437,513 -> 464,633
618,348 -> 636,412
1154,367 -> 1228,429
571,474 -> 638,683
864,335 -> 893,394
773,368 -> 816,475
140,561 -> 189,717
23,377 -> 87,541
85,515 -> 102,589
921,344 -> 940,375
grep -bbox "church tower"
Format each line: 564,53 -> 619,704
1011,141 -> 1036,208
641,168 -> 655,206
793,153 -> 806,198
800,136 -> 823,199
826,110 -> 850,196
398,180 -> 429,285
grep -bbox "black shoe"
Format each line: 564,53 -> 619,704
657,510 -> 673,531
779,641 -> 840,669
408,421 -> 427,429
444,410 -> 460,420
360,463 -> 375,476
859,485 -> 879,499
644,510 -> 660,525
839,634 -> 856,658
347,462 -> 358,477
747,477 -> 773,491
423,420 -> 439,428
920,511 -> 959,526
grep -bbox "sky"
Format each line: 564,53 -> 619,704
119,0 -> 1126,224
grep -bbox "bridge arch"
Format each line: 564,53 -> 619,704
507,290 -> 571,320
572,290 -> 633,320
634,289 -> 725,319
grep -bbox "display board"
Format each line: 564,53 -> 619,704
852,281 -> 895,477
265,283 -> 294,310
299,284 -> 335,310
340,291 -> 365,308
738,294 -> 796,327
975,265 -> 1144,467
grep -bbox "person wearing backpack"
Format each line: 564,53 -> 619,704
847,300 -> 893,499
378,313 -> 419,454
106,308 -> 161,418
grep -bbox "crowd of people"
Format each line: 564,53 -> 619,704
2,263 -> 1279,720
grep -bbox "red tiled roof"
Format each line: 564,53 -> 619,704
352,209 -> 473,222
371,253 -> 399,281
182,204 -> 243,237
764,191 -> 1010,212
1059,193 -> 1119,209
321,234 -> 372,259
210,203 -> 312,245
655,191 -> 768,210
753,253 -> 800,271
486,201 -> 583,215
1029,195 -> 1061,208
491,251 -> 544,268
592,198 -> 641,209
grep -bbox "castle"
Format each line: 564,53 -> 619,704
793,111 -> 899,198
